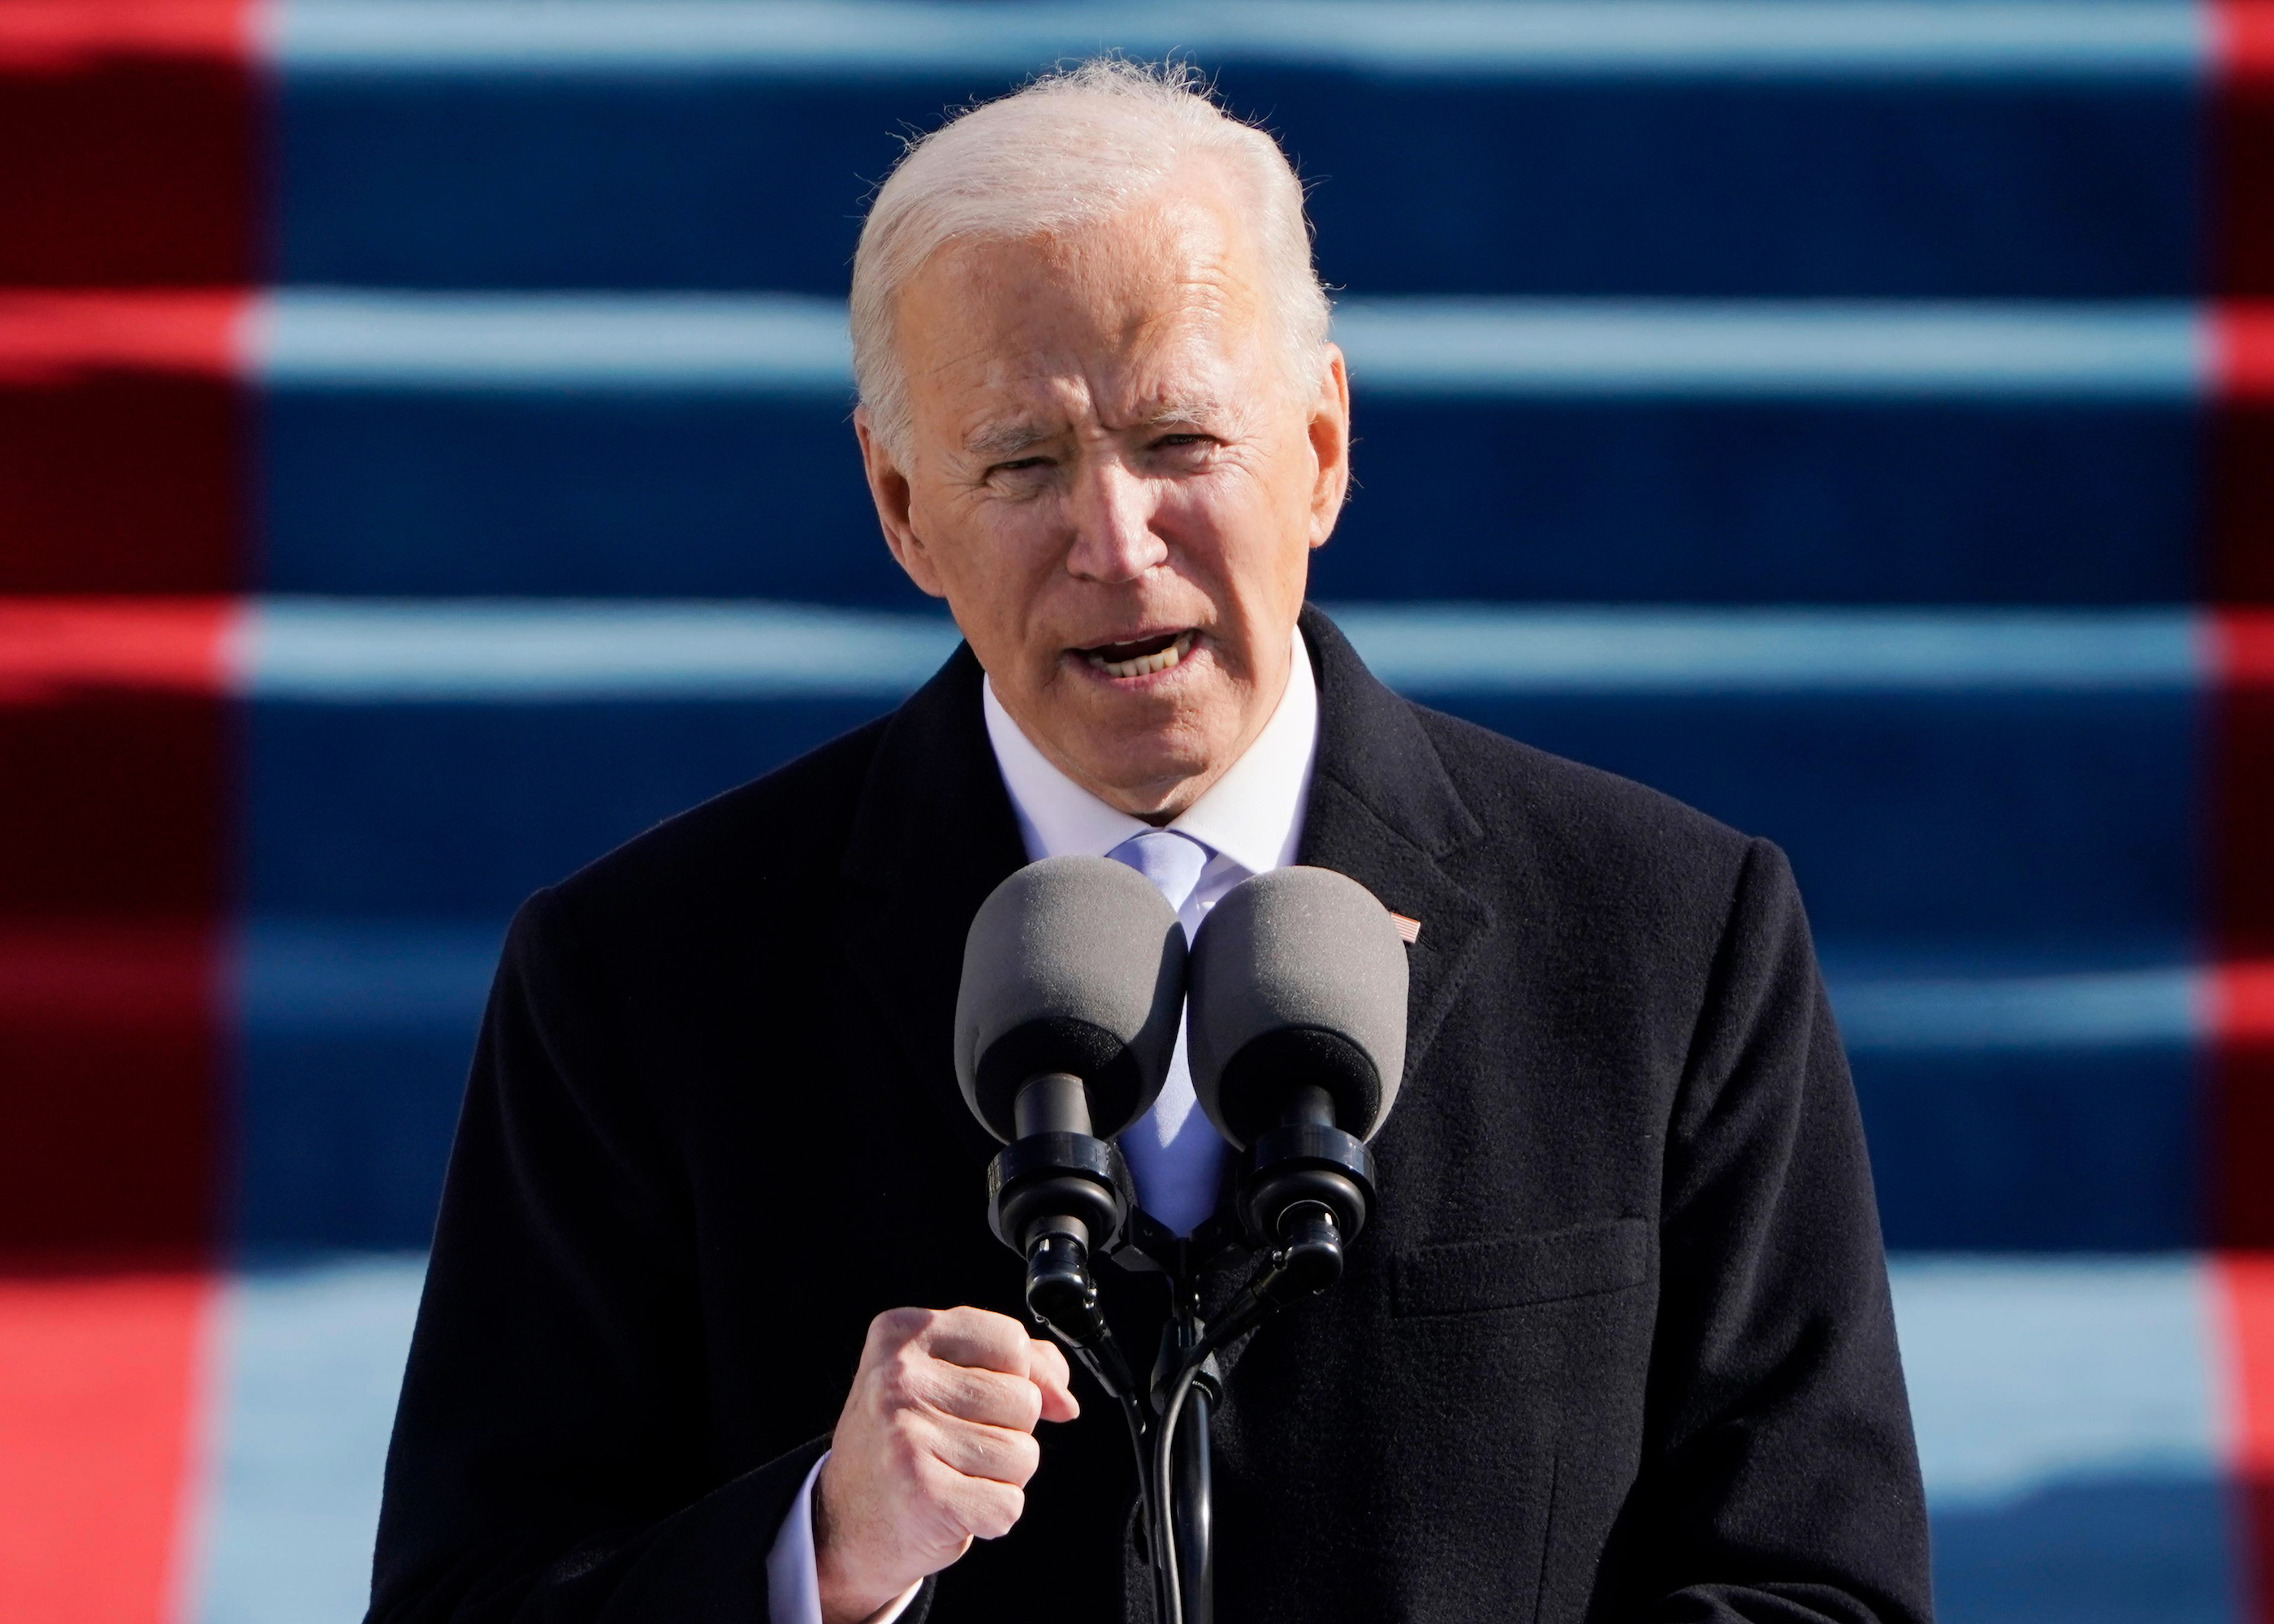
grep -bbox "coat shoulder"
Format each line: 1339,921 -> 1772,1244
544,714 -> 893,934
1409,702 -> 1763,922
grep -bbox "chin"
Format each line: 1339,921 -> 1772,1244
1069,725 -> 1225,815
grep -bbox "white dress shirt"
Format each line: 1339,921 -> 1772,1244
764,626 -> 1320,1624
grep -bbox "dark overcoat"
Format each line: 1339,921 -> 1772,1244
370,607 -> 1933,1624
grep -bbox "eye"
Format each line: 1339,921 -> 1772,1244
986,456 -> 1053,481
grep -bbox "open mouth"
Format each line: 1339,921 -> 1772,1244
1079,629 -> 1196,680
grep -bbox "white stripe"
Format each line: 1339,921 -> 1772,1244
234,920 -> 505,1031
1328,606 -> 2204,692
166,1251 -> 2233,1620
240,601 -> 2207,700
1832,965 -> 2205,1051
190,1257 -> 426,1624
1889,1256 -> 2224,1510
270,2 -> 2209,79
249,292 -> 852,392
244,599 -> 962,699
244,292 -> 2211,399
1333,300 -> 2209,399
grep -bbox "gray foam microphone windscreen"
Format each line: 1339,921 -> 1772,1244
955,855 -> 1189,1142
1187,866 -> 1409,1149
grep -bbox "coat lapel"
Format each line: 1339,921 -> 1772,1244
837,643 -> 1030,1166
1295,606 -> 1496,1094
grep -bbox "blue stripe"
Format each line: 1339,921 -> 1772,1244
270,2 -> 2211,80
248,293 -> 2212,400
242,601 -> 2206,699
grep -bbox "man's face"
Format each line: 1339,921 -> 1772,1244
855,175 -> 1351,820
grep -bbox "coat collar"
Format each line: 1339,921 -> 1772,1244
837,607 -> 1494,1168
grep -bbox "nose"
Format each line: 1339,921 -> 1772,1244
1064,456 -> 1167,584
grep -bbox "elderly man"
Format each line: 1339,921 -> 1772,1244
370,62 -> 1930,1624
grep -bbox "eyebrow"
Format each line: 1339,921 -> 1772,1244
964,421 -> 1057,460
964,399 -> 1234,460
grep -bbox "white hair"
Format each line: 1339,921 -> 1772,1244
850,58 -> 1332,461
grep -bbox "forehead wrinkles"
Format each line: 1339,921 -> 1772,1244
965,286 -> 1253,438
905,190 -> 1277,455
957,344 -> 1251,458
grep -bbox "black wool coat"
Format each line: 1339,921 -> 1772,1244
370,607 -> 1933,1624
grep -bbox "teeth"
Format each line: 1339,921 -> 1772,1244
1086,630 -> 1194,679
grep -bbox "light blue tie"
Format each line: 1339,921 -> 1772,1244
1106,829 -> 1223,1235
1109,828 -> 1211,916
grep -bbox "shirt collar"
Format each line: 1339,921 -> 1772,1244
981,624 -> 1318,876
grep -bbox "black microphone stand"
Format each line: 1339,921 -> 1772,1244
992,1085 -> 1378,1624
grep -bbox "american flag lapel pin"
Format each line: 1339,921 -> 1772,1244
1388,912 -> 1422,945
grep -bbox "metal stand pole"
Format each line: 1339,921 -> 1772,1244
1169,1383 -> 1214,1624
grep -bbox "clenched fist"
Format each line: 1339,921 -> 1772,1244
814,1306 -> 1079,1624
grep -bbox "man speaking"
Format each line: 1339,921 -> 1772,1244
370,61 -> 1930,1624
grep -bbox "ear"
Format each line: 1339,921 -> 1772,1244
1304,344 -> 1352,551
854,405 -> 948,598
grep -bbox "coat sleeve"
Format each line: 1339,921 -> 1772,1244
365,888 -> 935,1624
1605,840 -> 1935,1624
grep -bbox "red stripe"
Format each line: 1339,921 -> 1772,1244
0,291 -> 242,382
2218,611 -> 2274,686
0,2 -> 252,64
0,4 -> 257,289
0,599 -> 231,1252
0,924 -> 226,1254
0,296 -> 251,594
0,1266 -> 214,1624
2212,614 -> 2274,1249
2213,611 -> 2274,965
0,597 -> 233,698
2221,963 -> 2274,1046
2217,1257 -> 2274,1624
2218,4 -> 2274,300
2220,305 -> 2274,403
2220,2 -> 2274,89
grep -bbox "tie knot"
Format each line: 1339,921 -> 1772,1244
1108,828 -> 1212,914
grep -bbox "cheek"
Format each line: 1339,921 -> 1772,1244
918,500 -> 1070,646
1165,469 -> 1309,589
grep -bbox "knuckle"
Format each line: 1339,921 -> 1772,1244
999,1431 -> 1042,1485
866,1307 -> 929,1362
879,1346 -> 932,1406
884,1418 -> 932,1478
949,1304 -> 1022,1354
974,1483 -> 1025,1540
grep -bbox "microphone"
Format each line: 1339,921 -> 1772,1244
1187,866 -> 1407,1294
956,855 -> 1187,1332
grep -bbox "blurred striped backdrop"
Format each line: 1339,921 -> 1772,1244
3,2 -> 2272,1619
